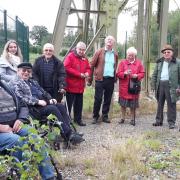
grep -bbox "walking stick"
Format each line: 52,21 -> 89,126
49,154 -> 63,180
132,94 -> 136,126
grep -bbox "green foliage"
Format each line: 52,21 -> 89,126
29,53 -> 40,64
83,158 -> 96,177
0,116 -> 60,179
83,86 -> 95,113
62,29 -> 76,47
150,161 -> 169,170
59,49 -> 68,57
127,9 -> 180,61
143,139 -> 162,151
30,25 -> 49,46
29,45 -> 42,54
171,149 -> 180,159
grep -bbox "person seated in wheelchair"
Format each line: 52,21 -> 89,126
0,78 -> 57,180
10,62 -> 84,145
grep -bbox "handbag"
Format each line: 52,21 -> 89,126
128,78 -> 141,95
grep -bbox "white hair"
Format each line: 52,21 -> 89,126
104,35 -> 115,44
76,41 -> 86,49
43,43 -> 54,51
126,47 -> 137,55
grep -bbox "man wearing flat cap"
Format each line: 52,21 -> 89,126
10,62 -> 85,145
151,44 -> 180,129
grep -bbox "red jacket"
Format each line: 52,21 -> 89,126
116,59 -> 145,99
64,51 -> 91,93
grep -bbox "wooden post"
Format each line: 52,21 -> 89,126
158,0 -> 169,57
143,0 -> 152,95
136,0 -> 144,60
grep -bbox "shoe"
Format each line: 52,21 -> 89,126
118,119 -> 125,124
92,117 -> 98,124
77,122 -> 86,126
130,120 -> 135,126
69,133 -> 85,145
152,122 -> 163,126
169,124 -> 175,129
102,117 -> 111,123
75,132 -> 84,137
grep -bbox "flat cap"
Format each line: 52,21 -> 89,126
161,44 -> 174,53
17,62 -> 32,69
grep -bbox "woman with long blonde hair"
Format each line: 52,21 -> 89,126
0,40 -> 23,81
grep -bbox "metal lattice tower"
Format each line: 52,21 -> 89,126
52,0 -> 129,56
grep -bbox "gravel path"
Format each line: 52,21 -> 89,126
56,113 -> 180,180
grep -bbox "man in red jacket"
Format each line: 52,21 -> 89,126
64,42 -> 91,126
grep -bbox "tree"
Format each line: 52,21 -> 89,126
30,25 -> 49,46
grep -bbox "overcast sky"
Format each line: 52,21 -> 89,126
0,0 -> 179,43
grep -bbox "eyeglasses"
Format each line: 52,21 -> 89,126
44,49 -> 53,52
22,68 -> 32,73
163,51 -> 171,54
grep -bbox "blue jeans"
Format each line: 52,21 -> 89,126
0,127 -> 55,180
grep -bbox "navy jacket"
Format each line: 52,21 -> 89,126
0,79 -> 29,126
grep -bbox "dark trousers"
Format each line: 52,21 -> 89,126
40,104 -> 72,138
93,77 -> 114,119
156,81 -> 176,125
66,92 -> 83,123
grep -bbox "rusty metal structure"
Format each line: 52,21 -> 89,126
52,0 -> 170,94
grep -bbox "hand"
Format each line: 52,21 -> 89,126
58,89 -> 66,94
38,100 -> 47,106
80,73 -> 86,78
124,69 -> 131,75
87,82 -> 92,86
176,88 -> 180,94
0,124 -> 13,133
13,120 -> 23,133
49,99 -> 57,104
132,74 -> 138,78
84,72 -> 89,78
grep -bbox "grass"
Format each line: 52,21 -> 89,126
83,158 -> 96,176
107,139 -> 149,179
143,139 -> 163,151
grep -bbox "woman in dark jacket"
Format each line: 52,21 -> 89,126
33,43 -> 66,102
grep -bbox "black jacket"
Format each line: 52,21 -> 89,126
32,55 -> 66,99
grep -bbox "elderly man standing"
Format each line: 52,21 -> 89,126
88,35 -> 118,124
151,44 -> 180,129
64,42 -> 91,126
33,43 -> 66,102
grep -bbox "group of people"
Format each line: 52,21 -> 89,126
0,37 -> 180,179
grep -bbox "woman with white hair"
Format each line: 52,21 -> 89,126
0,40 -> 22,81
116,47 -> 145,125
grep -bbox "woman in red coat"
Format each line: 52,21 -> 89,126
116,47 -> 145,125
64,41 -> 91,126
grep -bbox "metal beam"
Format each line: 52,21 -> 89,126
158,0 -> 169,57
69,8 -> 106,14
82,0 -> 91,44
85,24 -> 105,55
52,0 -> 72,56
